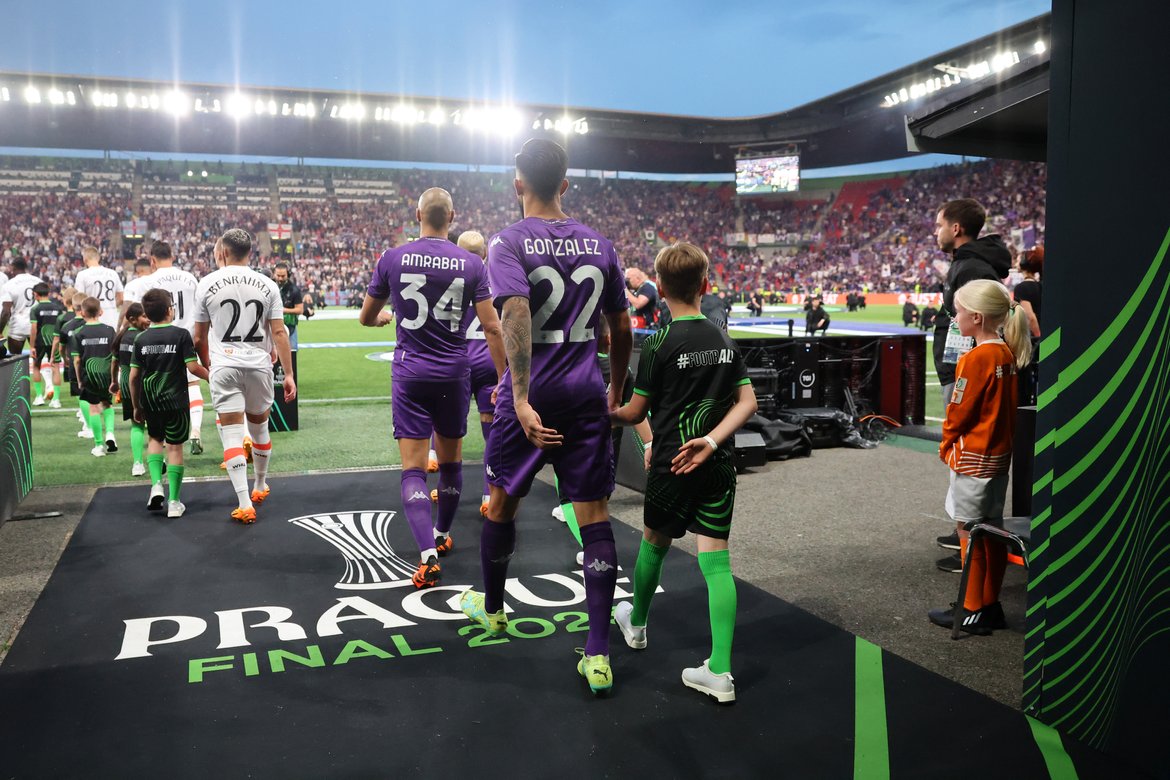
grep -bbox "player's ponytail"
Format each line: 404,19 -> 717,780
954,279 -> 1032,369
1002,298 -> 1033,369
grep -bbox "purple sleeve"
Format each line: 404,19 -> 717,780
367,252 -> 392,299
601,243 -> 628,314
487,235 -> 529,300
472,259 -> 492,304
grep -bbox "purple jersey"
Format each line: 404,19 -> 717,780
463,305 -> 495,377
368,236 -> 491,381
488,217 -> 626,418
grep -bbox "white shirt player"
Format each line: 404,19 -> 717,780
2,273 -> 43,336
145,267 -> 199,333
74,265 -> 124,328
194,266 -> 282,371
123,274 -> 153,306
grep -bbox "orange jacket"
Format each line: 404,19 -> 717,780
940,340 -> 1018,477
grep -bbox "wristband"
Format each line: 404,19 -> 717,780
703,435 -> 718,451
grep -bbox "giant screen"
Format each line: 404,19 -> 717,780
736,155 -> 800,194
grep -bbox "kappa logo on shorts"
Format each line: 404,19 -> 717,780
288,511 -> 419,589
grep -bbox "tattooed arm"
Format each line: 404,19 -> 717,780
501,296 -> 562,449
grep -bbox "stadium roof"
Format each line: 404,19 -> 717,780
0,14 -> 1049,174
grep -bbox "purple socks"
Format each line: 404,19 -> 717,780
580,520 -> 618,656
435,462 -> 462,534
400,468 -> 434,554
481,520 -> 516,613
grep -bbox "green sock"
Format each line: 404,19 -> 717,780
88,408 -> 103,441
147,453 -> 165,485
698,549 -> 737,675
130,423 -> 146,463
168,465 -> 185,502
102,407 -> 115,439
631,538 -> 669,626
562,502 -> 582,546
553,475 -> 582,546
33,378 -> 43,398
78,399 -> 90,425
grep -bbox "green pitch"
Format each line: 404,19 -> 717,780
29,305 -> 941,488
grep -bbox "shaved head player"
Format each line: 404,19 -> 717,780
360,188 -> 505,589
460,138 -> 633,695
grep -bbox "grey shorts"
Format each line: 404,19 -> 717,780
945,471 -> 1008,522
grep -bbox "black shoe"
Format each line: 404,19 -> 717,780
936,532 -> 960,551
936,553 -> 963,573
190,438 -> 203,455
928,602 -> 998,635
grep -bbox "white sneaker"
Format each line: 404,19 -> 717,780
552,505 -> 566,523
148,482 -> 165,511
167,500 -> 186,518
49,397 -> 61,409
78,427 -> 94,439
614,601 -> 647,650
131,462 -> 146,477
681,659 -> 736,704
32,395 -> 45,406
576,550 -> 585,567
76,409 -> 84,422
90,445 -> 106,457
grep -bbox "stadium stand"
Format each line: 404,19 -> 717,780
0,157 -> 1045,304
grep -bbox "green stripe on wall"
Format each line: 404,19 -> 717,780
853,637 -> 890,780
1027,716 -> 1079,779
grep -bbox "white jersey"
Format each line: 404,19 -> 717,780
74,266 -> 124,327
146,266 -> 200,333
123,274 -> 154,305
194,266 -> 282,371
2,273 -> 43,334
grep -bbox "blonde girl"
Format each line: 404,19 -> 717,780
928,279 -> 1032,635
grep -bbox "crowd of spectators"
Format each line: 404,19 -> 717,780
1,157 -> 1045,303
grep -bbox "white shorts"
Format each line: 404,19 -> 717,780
945,471 -> 1008,523
209,365 -> 274,415
7,326 -> 29,341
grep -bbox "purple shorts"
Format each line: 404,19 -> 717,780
392,377 -> 471,440
470,362 -> 497,416
486,414 -> 615,502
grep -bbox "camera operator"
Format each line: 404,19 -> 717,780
624,267 -> 658,329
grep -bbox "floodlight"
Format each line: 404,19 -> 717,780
187,170 -> 194,176
163,91 -> 190,115
225,93 -> 251,118
66,91 -> 75,105
1,87 -> 10,102
1034,40 -> 1046,54
24,86 -> 41,104
48,88 -> 64,105
428,106 -> 445,125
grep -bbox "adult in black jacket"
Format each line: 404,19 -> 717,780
931,199 -> 1012,401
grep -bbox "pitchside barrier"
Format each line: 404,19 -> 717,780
615,331 -> 926,492
268,350 -> 299,432
0,354 -> 34,527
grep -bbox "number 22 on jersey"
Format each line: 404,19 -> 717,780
528,265 -> 604,344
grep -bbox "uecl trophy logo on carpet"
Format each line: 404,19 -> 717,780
288,511 -> 417,589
